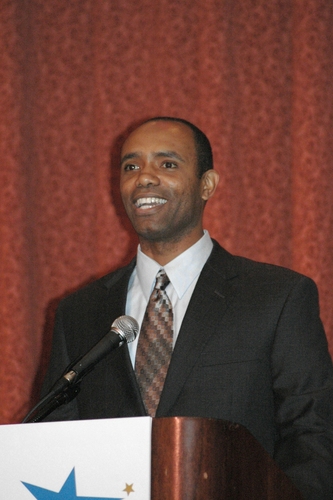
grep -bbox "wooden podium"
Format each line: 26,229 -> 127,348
151,417 -> 303,500
0,416 -> 303,499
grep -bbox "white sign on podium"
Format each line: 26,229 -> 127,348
0,416 -> 152,500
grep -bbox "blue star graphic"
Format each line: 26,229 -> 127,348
22,468 -> 124,500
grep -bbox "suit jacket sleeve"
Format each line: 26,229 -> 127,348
271,275 -> 333,499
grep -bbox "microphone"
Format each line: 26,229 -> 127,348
22,315 -> 138,423
56,315 -> 139,389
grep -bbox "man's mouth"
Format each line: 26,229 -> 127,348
134,197 -> 167,209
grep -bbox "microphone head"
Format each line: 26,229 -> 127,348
111,315 -> 139,343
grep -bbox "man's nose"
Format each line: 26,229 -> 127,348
136,165 -> 160,187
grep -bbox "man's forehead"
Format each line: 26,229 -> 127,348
122,120 -> 195,151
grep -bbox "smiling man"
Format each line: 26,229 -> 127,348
41,117 -> 333,499
120,119 -> 219,262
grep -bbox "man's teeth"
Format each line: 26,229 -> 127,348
135,197 -> 167,208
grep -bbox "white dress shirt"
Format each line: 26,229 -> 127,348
126,230 -> 213,367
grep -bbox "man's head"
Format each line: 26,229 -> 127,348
120,118 -> 219,261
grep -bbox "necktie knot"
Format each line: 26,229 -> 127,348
155,269 -> 170,291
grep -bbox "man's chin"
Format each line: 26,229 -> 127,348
136,229 -> 167,243
136,227 -> 190,246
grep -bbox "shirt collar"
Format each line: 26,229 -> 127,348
136,230 -> 213,301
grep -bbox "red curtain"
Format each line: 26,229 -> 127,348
0,0 -> 332,424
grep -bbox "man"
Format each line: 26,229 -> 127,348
42,117 -> 333,499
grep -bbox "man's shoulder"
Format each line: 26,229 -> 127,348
209,240 -> 314,287
59,259 -> 136,310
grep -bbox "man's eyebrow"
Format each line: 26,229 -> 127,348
121,150 -> 185,164
154,151 -> 185,162
121,152 -> 140,164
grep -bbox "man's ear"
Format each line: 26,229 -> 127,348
200,170 -> 220,201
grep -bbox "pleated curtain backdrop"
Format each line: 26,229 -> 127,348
0,0 -> 332,424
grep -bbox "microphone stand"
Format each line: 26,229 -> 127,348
23,380 -> 81,424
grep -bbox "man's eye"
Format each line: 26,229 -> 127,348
163,161 -> 177,169
124,164 -> 138,171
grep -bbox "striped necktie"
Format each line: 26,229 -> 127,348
135,269 -> 173,416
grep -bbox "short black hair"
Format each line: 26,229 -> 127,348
142,117 -> 213,178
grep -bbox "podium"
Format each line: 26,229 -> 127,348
152,417 -> 302,499
0,416 -> 302,499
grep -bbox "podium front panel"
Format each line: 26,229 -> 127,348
0,416 -> 152,500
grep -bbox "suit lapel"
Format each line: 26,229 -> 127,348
103,260 -> 146,416
157,242 -> 239,416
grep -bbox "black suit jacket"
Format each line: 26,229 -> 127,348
42,241 -> 333,499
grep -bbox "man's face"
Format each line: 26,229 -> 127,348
120,120 -> 208,247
